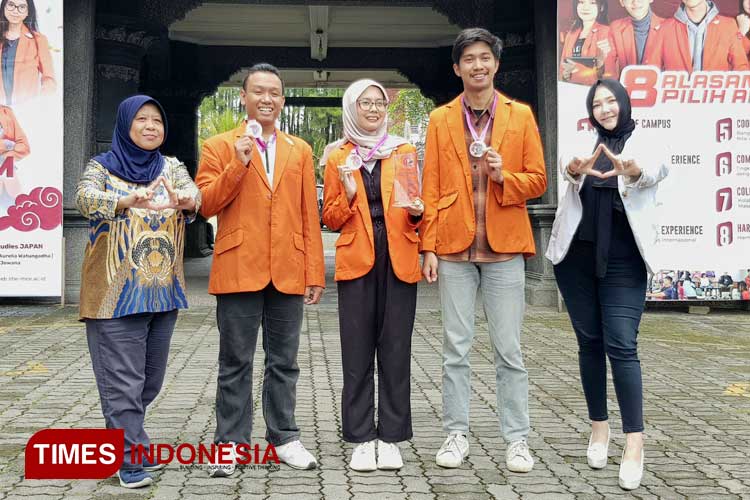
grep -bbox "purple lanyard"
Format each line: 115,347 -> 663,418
354,134 -> 389,162
461,93 -> 498,144
255,133 -> 275,153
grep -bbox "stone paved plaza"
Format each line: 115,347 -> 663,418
1,255 -> 749,500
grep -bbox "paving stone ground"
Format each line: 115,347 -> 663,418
0,253 -> 749,499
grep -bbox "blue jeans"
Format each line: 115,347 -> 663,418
438,256 -> 529,442
86,310 -> 178,471
554,240 -> 646,433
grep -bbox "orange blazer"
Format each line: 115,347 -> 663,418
650,16 -> 749,71
559,23 -> 610,85
743,35 -> 750,59
322,142 -> 421,283
604,14 -> 665,79
0,106 -> 30,160
0,25 -> 55,105
420,91 -> 547,258
196,123 -> 325,295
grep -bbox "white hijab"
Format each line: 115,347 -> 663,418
319,79 -> 408,168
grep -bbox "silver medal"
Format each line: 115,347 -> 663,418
346,151 -> 363,170
469,140 -> 488,158
245,119 -> 262,138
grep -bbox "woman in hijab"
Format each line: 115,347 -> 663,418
322,79 -> 423,472
545,80 -> 668,491
75,95 -> 200,489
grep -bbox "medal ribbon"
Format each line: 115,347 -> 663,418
461,93 -> 498,146
354,134 -> 389,163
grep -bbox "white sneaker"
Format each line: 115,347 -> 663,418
207,442 -> 236,477
506,440 -> 534,473
587,425 -> 610,469
377,440 -> 403,470
349,440 -> 376,472
619,446 -> 644,490
275,440 -> 317,470
435,433 -> 469,468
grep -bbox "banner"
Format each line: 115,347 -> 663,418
557,0 -> 750,301
0,0 -> 63,296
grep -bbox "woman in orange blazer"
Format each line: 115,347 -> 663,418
322,79 -> 422,473
560,0 -> 610,86
0,0 -> 55,105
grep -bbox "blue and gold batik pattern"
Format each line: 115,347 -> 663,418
75,157 -> 201,319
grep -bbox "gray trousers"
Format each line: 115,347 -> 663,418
438,256 -> 530,442
86,310 -> 177,471
214,285 -> 303,446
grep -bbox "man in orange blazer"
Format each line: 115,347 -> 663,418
196,63 -> 324,474
604,0 -> 665,80
651,0 -> 749,71
421,28 -> 547,473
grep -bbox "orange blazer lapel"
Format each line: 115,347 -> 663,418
445,95 -> 471,177
381,152 -> 395,214
272,130 -> 292,191
490,91 -> 512,152
675,22 -> 693,72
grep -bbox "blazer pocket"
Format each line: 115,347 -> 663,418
214,229 -> 243,255
404,231 -> 419,243
293,232 -> 305,252
335,232 -> 356,247
437,191 -> 459,210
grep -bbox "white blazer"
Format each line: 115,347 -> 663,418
545,136 -> 669,274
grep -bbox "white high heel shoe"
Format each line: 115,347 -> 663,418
586,425 -> 610,469
618,445 -> 644,490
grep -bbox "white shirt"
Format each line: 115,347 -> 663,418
257,133 -> 277,187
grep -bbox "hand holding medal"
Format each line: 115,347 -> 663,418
485,148 -> 504,184
234,119 -> 262,166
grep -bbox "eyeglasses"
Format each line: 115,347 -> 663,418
5,2 -> 28,13
357,99 -> 386,111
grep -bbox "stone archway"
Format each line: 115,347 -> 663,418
63,0 -> 559,305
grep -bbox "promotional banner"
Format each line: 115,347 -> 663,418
0,0 -> 63,296
557,0 -> 750,301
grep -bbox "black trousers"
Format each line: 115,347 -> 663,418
337,220 -> 417,443
214,285 -> 303,446
554,222 -> 647,433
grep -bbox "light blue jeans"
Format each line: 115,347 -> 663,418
438,256 -> 529,442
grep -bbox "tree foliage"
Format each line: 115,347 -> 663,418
197,86 -> 433,181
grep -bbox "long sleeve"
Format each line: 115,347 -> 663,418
35,33 -> 55,95
195,137 -> 249,218
300,145 -> 326,288
418,115 -> 440,253
170,158 -> 202,223
322,151 -> 357,231
75,161 -> 119,220
492,107 -> 548,206
2,107 -> 29,160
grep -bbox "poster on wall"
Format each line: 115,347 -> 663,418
0,0 -> 63,297
557,0 -> 750,301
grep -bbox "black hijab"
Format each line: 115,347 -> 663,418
585,79 -> 635,188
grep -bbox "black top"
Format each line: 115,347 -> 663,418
573,38 -> 585,57
360,160 -> 384,223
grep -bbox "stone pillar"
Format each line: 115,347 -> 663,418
94,17 -> 157,154
148,92 -> 213,257
524,0 -> 561,307
62,0 -> 96,304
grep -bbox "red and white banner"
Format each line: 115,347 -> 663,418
557,0 -> 750,299
0,0 -> 63,296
